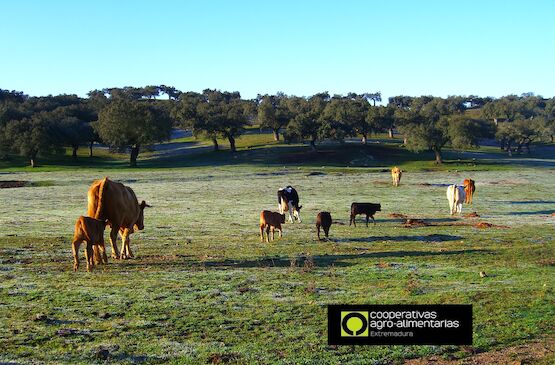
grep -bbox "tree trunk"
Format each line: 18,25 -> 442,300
212,138 -> 219,151
524,141 -> 530,154
30,151 -> 37,168
272,129 -> 280,141
310,138 -> 317,151
228,135 -> 236,152
72,145 -> 78,158
89,141 -> 94,157
433,148 -> 443,164
361,133 -> 367,144
388,128 -> 394,138
507,141 -> 512,156
130,145 -> 140,167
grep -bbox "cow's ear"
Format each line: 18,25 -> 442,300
140,200 -> 151,209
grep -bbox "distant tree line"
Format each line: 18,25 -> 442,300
1,86 -> 554,167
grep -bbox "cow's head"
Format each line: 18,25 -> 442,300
134,200 -> 151,231
280,213 -> 286,224
296,205 -> 303,211
376,204 -> 382,211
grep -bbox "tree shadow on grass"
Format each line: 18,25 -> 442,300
505,210 -> 555,216
332,234 -> 464,243
114,248 -> 487,270
198,249 -> 489,269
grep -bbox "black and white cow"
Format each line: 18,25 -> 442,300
277,186 -> 302,223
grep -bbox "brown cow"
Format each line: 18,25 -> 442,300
316,211 -> 332,240
463,178 -> 476,204
391,167 -> 402,187
87,177 -> 150,260
72,216 -> 108,272
259,210 -> 285,243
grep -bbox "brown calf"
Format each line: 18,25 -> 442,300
259,210 -> 285,243
463,178 -> 476,204
316,211 -> 332,240
72,216 -> 108,272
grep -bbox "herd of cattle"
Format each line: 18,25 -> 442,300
71,169 -> 476,271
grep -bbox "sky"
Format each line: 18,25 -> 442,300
1,0 -> 554,101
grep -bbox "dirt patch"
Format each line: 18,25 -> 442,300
403,219 -> 430,227
0,180 -> 28,189
475,222 -> 510,229
404,337 -> 554,365
389,213 -> 408,219
464,212 -> 481,218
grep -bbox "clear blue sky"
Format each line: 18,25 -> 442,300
1,0 -> 554,100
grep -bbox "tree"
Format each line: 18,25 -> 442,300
366,105 -> 394,139
257,93 -> 291,141
94,99 -> 172,166
396,97 -> 482,164
2,112 -> 62,167
285,93 -> 330,150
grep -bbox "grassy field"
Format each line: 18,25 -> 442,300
1,164 -> 554,364
1,134 -> 554,364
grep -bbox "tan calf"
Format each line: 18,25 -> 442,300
259,210 -> 285,243
72,216 -> 108,272
391,167 -> 402,187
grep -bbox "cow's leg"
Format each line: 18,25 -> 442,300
265,226 -> 270,243
317,225 -> 321,240
120,229 -> 131,259
124,232 -> 134,258
278,225 -> 282,238
98,243 -> 108,264
371,214 -> 376,225
109,227 -> 120,259
350,214 -> 356,227
271,227 -> 275,241
287,202 -> 294,223
72,239 -> 81,272
260,225 -> 264,242
294,209 -> 302,223
85,243 -> 94,272
324,226 -> 329,238
365,214 -> 369,227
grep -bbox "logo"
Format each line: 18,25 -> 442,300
340,311 -> 368,337
329,304 -> 473,345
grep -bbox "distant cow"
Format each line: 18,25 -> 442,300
260,210 -> 285,243
391,167 -> 402,187
350,203 -> 381,227
316,211 -> 332,240
463,178 -> 476,204
278,186 -> 302,223
87,177 -> 150,260
447,185 -> 466,215
72,216 -> 108,272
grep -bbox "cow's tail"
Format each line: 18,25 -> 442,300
94,177 -> 109,220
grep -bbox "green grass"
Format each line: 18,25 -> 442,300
0,166 -> 553,364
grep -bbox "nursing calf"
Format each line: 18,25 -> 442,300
72,216 -> 108,272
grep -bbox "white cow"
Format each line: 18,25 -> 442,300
446,184 -> 466,215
